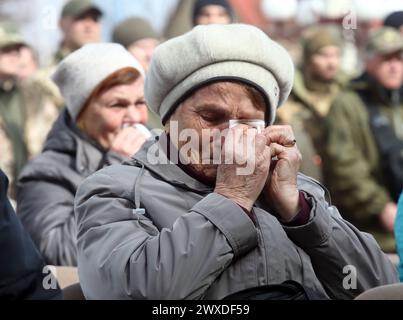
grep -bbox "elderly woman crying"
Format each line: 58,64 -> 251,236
16,43 -> 151,266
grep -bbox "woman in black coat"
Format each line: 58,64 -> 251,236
0,169 -> 61,299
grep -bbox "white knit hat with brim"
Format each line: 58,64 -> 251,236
52,43 -> 144,121
145,24 -> 294,125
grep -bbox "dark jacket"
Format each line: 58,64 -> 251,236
0,169 -> 62,299
17,109 -> 127,266
323,73 -> 403,252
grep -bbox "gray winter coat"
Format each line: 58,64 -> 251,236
75,139 -> 398,300
17,109 -> 126,266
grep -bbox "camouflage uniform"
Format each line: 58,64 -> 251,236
0,80 -> 60,199
0,24 -> 61,199
322,28 -> 403,252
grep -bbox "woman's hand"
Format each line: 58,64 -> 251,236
214,125 -> 272,212
263,125 -> 302,222
110,126 -> 147,158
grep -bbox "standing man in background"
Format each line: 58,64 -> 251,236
276,27 -> 347,182
324,27 -> 403,252
0,23 -> 60,200
53,0 -> 103,65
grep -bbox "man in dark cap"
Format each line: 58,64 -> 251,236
324,27 -> 403,252
193,0 -> 234,26
0,169 -> 62,299
55,0 -> 103,64
112,17 -> 160,72
384,11 -> 403,36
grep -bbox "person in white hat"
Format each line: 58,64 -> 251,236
75,24 -> 397,300
17,43 -> 149,266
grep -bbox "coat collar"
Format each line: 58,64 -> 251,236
132,137 -> 213,194
44,109 -> 106,175
350,72 -> 403,106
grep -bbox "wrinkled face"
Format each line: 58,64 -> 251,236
0,45 -> 21,77
60,12 -> 101,49
367,51 -> 403,89
308,45 -> 341,81
195,5 -> 231,25
78,77 -> 148,149
128,38 -> 160,72
166,82 -> 266,182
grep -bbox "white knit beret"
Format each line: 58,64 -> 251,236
145,23 -> 294,125
52,43 -> 144,120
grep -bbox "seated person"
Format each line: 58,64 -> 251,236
0,169 -> 61,299
17,43 -> 148,266
75,25 -> 398,299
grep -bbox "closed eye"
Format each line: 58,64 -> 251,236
135,100 -> 147,107
196,105 -> 230,124
107,98 -> 132,109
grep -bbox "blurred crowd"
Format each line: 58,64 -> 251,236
1,0 -> 403,299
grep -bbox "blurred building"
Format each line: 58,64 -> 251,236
1,0 -> 402,68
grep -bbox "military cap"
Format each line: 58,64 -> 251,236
302,26 -> 342,60
0,23 -> 25,49
61,0 -> 103,19
367,27 -> 403,55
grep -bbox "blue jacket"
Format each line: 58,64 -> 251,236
396,192 -> 403,282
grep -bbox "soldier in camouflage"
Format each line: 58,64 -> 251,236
52,0 -> 103,66
323,27 -> 403,252
0,23 -> 61,200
